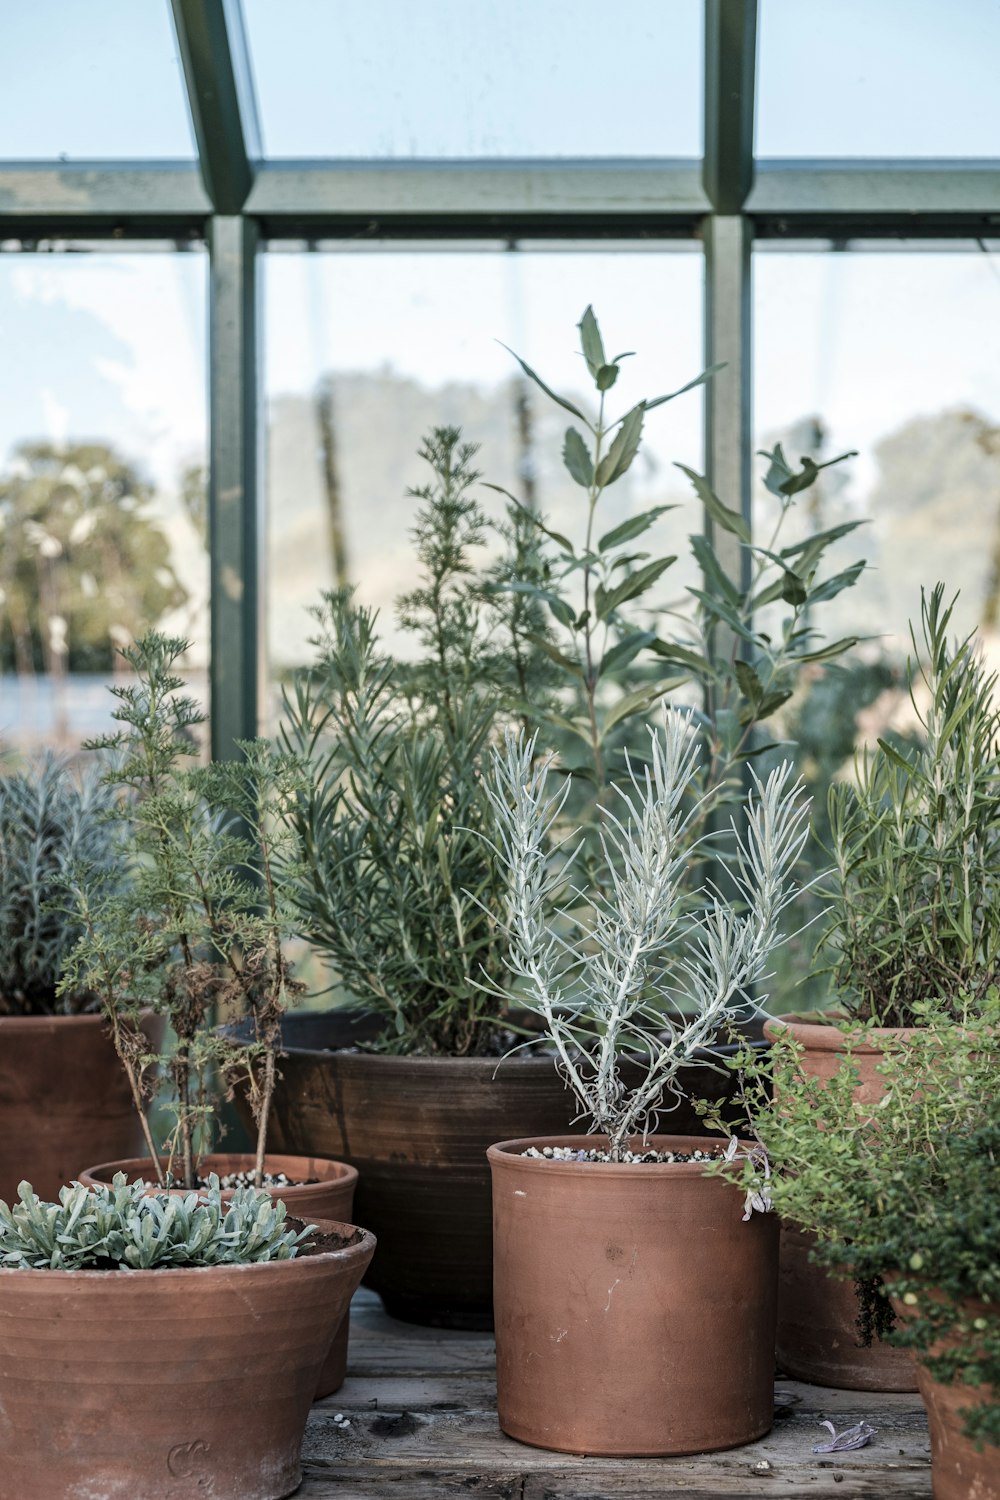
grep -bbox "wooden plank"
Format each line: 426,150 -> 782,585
298,1290 -> 932,1498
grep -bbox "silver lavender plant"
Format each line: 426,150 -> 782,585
485,713 -> 810,1160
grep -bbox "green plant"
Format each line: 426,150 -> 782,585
61,633 -> 307,1189
743,1003 -> 1000,1448
821,585 -> 1000,1025
0,754 -> 126,1016
0,1172 -> 311,1270
497,306 -> 864,812
483,716 -> 810,1159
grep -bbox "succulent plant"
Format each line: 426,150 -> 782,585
0,753 -> 126,1015
0,1173 -> 312,1271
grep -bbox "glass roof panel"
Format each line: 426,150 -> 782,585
758,0 -> 1000,158
0,1 -> 196,159
244,0 -> 702,158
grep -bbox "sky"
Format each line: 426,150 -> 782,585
1,0 -> 1000,706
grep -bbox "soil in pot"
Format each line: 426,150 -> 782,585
765,1016 -> 920,1394
489,1134 -> 779,1457
0,1214 -> 374,1500
80,1152 -> 358,1400
228,1009 -> 763,1330
0,1009 -> 164,1203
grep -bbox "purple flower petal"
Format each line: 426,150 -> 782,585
812,1418 -> 878,1454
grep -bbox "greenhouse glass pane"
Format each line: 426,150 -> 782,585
1,2 -> 195,159
263,243 -> 703,703
755,244 -> 1000,651
758,0 -> 1000,158
0,248 -> 209,751
245,0 -> 701,158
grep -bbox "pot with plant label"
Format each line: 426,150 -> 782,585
80,1152 -> 358,1397
483,721 -> 808,1454
0,1174 -> 374,1500
0,755 -> 164,1200
265,312 -> 863,1331
755,1007 -> 1000,1500
766,585 -> 1000,1394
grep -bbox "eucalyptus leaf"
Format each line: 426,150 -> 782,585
578,305 -> 606,379
595,403 -> 645,488
563,427 -> 594,488
498,343 -> 590,425
595,556 -> 675,620
598,505 -> 676,553
676,464 -> 750,544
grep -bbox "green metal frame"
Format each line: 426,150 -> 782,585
2,0 -> 999,757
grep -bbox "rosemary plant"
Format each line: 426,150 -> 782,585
61,634 -> 307,1189
821,584 -> 1000,1025
0,754 -> 126,1016
484,715 -> 810,1159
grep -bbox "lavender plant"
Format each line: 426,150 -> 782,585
485,713 -> 810,1159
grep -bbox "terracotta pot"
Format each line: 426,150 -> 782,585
0,1215 -> 374,1500
890,1292 -> 1000,1500
764,1016 -> 920,1393
0,1010 -> 164,1203
488,1134 -> 778,1457
80,1152 -> 358,1400
231,1010 -> 763,1329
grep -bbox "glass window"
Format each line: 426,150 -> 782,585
263,243 -> 704,703
757,0 -> 1000,158
755,242 -> 1000,650
0,247 -> 209,751
0,2 -> 196,159
244,0 -> 702,158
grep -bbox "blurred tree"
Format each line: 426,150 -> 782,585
0,442 -> 188,675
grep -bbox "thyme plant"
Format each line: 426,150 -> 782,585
62,634 -> 307,1190
0,1172 -> 311,1270
747,1003 -> 1000,1448
0,754 -> 126,1016
484,715 -> 810,1159
821,585 -> 1000,1025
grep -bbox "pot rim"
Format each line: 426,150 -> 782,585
488,1133 -> 743,1176
0,1008 -> 156,1033
78,1153 -> 359,1193
763,1015 -> 921,1053
0,1216 -> 375,1281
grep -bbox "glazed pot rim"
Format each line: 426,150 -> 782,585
253,1030 -> 761,1068
0,1218 -> 375,1280
488,1133 -> 743,1174
79,1153 -> 359,1192
763,1015 -> 922,1052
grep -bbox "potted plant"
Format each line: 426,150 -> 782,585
259,311 -> 864,1329
766,583 -> 1000,1391
0,753 -> 164,1201
483,717 -> 809,1456
0,1171 -> 374,1500
61,634 -> 358,1393
747,1005 -> 999,1500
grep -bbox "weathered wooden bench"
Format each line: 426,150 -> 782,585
300,1290 -> 933,1498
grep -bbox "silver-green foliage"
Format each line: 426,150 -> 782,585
822,585 -> 1000,1025
0,754 -> 125,1015
486,715 -> 810,1158
0,1173 -> 310,1271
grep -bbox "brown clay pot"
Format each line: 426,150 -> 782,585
0,1215 -> 374,1500
764,1016 -> 920,1393
233,1010 -> 762,1329
0,1010 -> 164,1203
79,1152 -> 358,1399
488,1134 -> 779,1457
891,1293 -> 1000,1500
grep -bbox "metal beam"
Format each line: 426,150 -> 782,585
171,0 -> 260,214
703,214 -> 752,591
246,159 -> 709,233
208,214 -> 262,758
703,0 -> 758,214
748,160 -> 1000,232
0,163 -> 210,231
